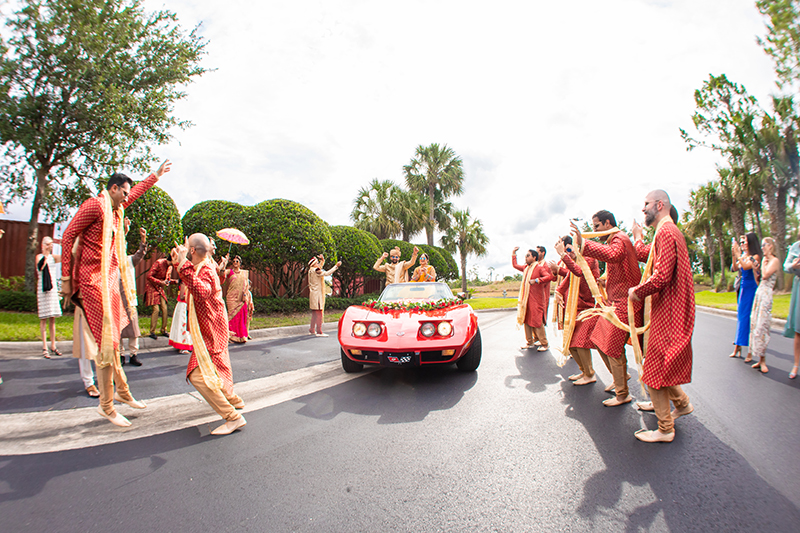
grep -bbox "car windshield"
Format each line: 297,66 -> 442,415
379,282 -> 455,302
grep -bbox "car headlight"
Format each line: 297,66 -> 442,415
437,321 -> 452,336
420,322 -> 435,337
353,323 -> 367,336
367,323 -> 382,337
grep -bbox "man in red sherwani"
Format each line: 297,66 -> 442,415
172,233 -> 246,436
571,210 -> 642,407
629,190 -> 695,443
554,236 -> 601,386
146,257 -> 172,339
60,160 -> 171,427
512,247 -> 554,351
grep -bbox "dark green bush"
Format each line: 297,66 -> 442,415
0,291 -> 38,312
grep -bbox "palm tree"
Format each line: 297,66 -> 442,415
350,179 -> 401,240
441,209 -> 489,294
404,143 -> 464,245
389,186 -> 427,242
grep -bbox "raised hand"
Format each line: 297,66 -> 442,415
631,220 -> 643,242
513,246 -> 520,254
155,159 -> 172,178
554,240 -> 565,257
570,220 -> 583,248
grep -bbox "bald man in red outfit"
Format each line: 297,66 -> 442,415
629,191 -> 695,443
571,211 -> 643,407
172,234 -> 246,436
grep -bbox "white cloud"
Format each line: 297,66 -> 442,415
4,0 -> 779,279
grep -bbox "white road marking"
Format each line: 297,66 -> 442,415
0,361 -> 372,456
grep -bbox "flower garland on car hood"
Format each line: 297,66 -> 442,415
361,298 -> 464,313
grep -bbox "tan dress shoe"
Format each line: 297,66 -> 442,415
634,429 -> 675,443
537,345 -> 549,352
671,403 -> 694,420
86,385 -> 100,398
114,392 -> 147,409
568,373 -> 583,381
604,383 -> 616,393
573,375 -> 597,386
603,395 -> 632,407
97,406 -> 131,427
211,416 -> 247,435
636,401 -> 655,411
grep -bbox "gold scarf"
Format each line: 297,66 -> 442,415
557,265 -> 583,366
393,261 -> 406,283
516,262 -> 536,327
97,191 -> 132,366
186,258 -> 224,391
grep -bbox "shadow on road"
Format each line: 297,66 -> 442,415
503,349 -> 564,394
294,366 -> 479,424
560,378 -> 800,531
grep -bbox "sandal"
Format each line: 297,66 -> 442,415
790,366 -> 797,379
51,348 -> 62,357
42,349 -> 51,359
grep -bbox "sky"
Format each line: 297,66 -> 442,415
2,0 -> 782,279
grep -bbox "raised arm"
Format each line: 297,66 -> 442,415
582,233 -> 629,264
60,198 -> 103,286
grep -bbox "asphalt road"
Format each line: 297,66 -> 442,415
1,309 -> 799,532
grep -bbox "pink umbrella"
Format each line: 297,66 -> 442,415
216,228 -> 250,254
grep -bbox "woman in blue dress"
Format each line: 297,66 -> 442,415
729,233 -> 761,361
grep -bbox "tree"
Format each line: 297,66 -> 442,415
440,209 -> 489,294
181,200 -> 246,253
246,199 -> 336,298
124,183 -> 182,257
389,186 -> 427,242
0,0 -> 207,290
404,143 -> 464,246
329,225 -> 382,298
350,179 -> 401,240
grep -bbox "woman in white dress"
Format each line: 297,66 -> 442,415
36,236 -> 62,358
169,280 -> 193,354
749,237 -> 780,374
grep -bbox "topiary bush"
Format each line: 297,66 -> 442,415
330,225 -> 383,297
125,184 -> 183,257
0,291 -> 38,312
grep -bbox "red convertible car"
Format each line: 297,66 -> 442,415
338,282 -> 481,373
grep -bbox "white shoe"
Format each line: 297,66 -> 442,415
634,429 -> 675,443
211,416 -> 247,435
114,392 -> 147,409
636,401 -> 655,412
671,403 -> 694,420
97,406 -> 131,427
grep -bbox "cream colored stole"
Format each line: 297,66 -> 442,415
393,262 -> 406,283
516,262 -> 536,327
186,258 -> 224,391
97,191 -> 133,366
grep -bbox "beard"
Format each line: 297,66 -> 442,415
390,258 -> 399,264
644,207 -> 657,227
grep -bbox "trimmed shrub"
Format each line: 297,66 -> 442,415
0,291 -> 38,312
330,225 -> 383,297
126,184 -> 183,257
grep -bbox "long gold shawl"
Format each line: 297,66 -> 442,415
97,191 -> 134,366
516,262 -> 536,327
186,258 -> 224,391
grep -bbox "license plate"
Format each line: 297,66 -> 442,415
387,355 -> 412,364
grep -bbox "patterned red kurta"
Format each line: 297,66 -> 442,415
582,232 -> 643,358
178,260 -> 234,391
557,255 -> 601,349
513,257 -> 554,328
633,222 -> 695,388
61,175 -> 158,349
146,258 -> 170,306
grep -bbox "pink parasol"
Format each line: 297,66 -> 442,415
216,228 -> 250,254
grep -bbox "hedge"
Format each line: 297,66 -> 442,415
0,291 -> 38,312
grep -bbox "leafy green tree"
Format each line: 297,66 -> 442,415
404,143 -> 464,245
124,184 -> 182,257
329,225 -> 382,297
0,0 -> 207,290
440,209 -> 489,294
181,200 -> 247,257
390,186 -> 427,242
350,179 -> 401,240
246,199 -> 336,298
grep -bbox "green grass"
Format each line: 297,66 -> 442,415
0,310 -> 345,342
695,290 -> 791,319
467,297 -> 518,310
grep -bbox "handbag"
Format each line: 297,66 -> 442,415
38,256 -> 53,292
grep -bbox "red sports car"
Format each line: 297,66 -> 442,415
338,282 -> 482,373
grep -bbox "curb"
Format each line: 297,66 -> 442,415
695,305 -> 787,331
